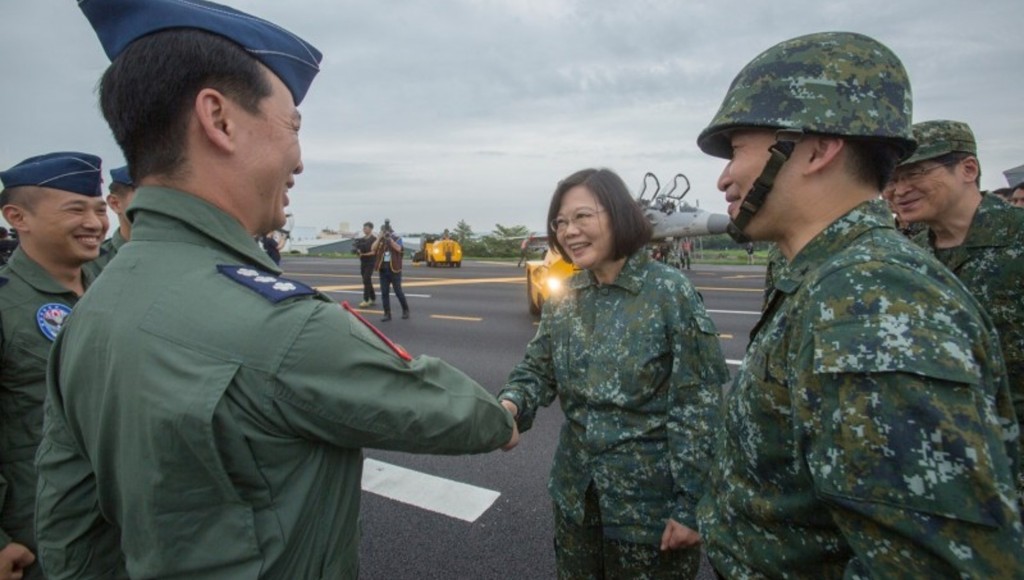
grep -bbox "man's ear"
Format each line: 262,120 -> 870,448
194,88 -> 236,153
960,156 -> 980,183
2,204 -> 28,232
803,136 -> 845,176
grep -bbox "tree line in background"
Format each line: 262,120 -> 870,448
416,220 -> 760,258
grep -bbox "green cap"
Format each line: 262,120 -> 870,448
698,31 -> 916,160
899,120 -> 977,167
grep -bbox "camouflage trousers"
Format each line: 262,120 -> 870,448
553,484 -> 700,580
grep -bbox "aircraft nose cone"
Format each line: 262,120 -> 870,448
707,213 -> 731,235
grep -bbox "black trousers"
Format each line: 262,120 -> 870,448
360,258 -> 376,301
379,267 -> 409,313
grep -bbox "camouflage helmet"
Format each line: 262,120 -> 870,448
899,120 -> 976,167
697,31 -> 916,160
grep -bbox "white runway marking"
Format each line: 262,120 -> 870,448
726,359 -> 743,366
362,459 -> 501,523
323,289 -> 432,298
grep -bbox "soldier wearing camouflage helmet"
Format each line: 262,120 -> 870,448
695,32 -> 1024,577
889,120 -> 1024,499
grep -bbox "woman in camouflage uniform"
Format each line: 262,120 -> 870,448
499,168 -> 729,579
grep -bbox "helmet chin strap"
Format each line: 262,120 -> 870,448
726,134 -> 801,243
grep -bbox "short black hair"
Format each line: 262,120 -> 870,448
363,221 -> 374,229
546,168 -> 652,264
844,139 -> 903,191
100,29 -> 272,182
0,187 -> 38,212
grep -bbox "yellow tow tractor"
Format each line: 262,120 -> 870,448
525,248 -> 579,316
415,235 -> 463,267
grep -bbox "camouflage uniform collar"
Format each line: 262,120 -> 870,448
775,199 -> 892,295
128,186 -> 281,273
3,246 -> 93,296
926,192 -> 1022,250
568,251 -> 648,295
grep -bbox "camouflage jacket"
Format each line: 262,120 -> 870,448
913,195 -> 1024,460
699,200 -> 1024,578
500,252 -> 729,544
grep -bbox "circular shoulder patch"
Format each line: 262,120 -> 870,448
36,303 -> 72,342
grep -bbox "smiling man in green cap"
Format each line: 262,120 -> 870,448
887,119 -> 1024,499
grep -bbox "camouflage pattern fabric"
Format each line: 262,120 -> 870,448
761,243 -> 785,311
699,200 -> 1024,577
553,484 -> 700,580
913,194 -> 1024,498
500,251 -> 729,548
697,32 -> 915,160
900,119 -> 977,167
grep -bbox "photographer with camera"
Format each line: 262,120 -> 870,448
372,219 -> 410,321
354,221 -> 377,307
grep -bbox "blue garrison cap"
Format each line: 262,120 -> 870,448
110,165 -> 133,187
78,0 -> 322,105
1,152 -> 103,197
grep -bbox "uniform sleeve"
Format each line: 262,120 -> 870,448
497,304 -> 559,433
0,316 -> 10,548
800,297 -> 1024,577
667,295 -> 728,529
35,340 -> 127,579
269,301 -> 513,454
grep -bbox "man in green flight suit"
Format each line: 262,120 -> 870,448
695,32 -> 1024,576
34,1 -> 517,579
888,120 -> 1024,499
84,165 -> 135,276
0,151 -> 107,580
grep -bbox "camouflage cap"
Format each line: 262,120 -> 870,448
899,120 -> 976,167
698,31 -> 916,160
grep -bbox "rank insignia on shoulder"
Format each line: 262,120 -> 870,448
217,265 -> 317,303
342,301 -> 413,361
37,302 -> 72,342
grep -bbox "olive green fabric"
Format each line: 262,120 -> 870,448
0,248 -> 92,580
35,186 -> 513,579
697,31 -> 915,160
83,228 -> 127,277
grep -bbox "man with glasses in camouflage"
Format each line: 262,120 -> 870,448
888,120 -> 1024,498
695,33 -> 1024,577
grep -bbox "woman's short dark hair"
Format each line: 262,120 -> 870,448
546,168 -> 652,265
100,29 -> 272,183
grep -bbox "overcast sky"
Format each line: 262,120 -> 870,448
2,0 -> 1022,235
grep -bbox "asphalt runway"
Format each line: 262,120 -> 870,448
279,256 -> 766,579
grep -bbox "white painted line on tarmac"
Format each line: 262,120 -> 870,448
320,288 -> 432,298
361,459 -> 501,523
726,359 -> 743,366
707,309 -> 761,316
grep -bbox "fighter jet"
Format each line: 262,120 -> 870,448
637,172 -> 730,240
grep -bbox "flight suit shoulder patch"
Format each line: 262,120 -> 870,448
0,277 -> 7,288
341,301 -> 413,361
217,265 -> 316,303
